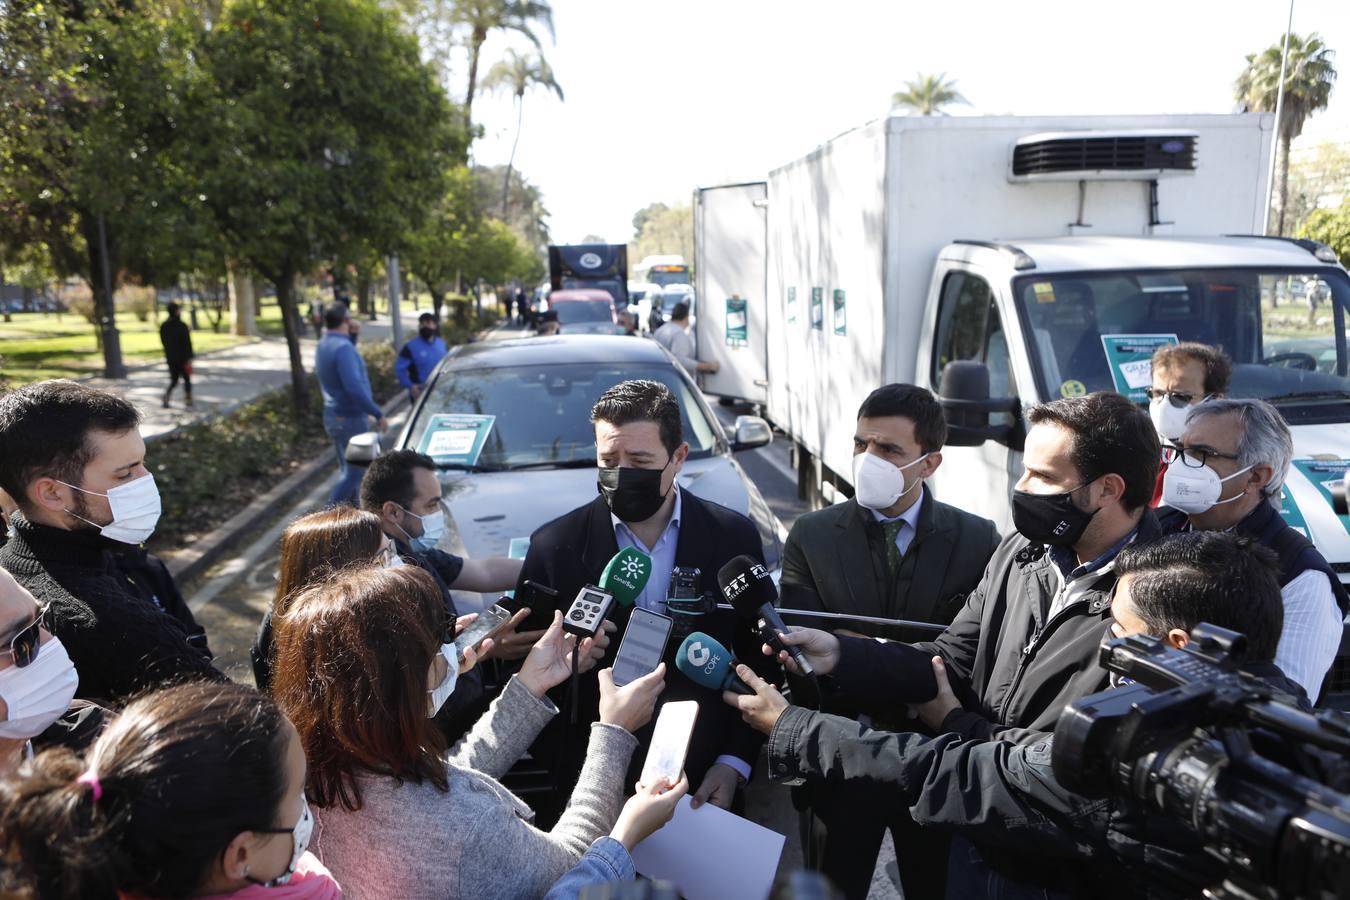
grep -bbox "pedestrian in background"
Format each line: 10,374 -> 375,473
315,304 -> 386,505
395,312 -> 448,403
159,302 -> 194,409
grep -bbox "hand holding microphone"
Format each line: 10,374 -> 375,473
717,555 -> 817,677
518,610 -> 592,697
725,663 -> 790,735
764,627 -> 842,677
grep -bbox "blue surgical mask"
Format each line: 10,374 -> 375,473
398,506 -> 446,554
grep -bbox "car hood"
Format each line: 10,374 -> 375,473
436,455 -> 782,610
559,322 -> 625,335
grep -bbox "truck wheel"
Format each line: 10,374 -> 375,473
796,443 -> 826,510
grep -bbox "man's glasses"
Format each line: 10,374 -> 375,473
1144,388 -> 1197,408
0,606 -> 48,668
1161,444 -> 1240,469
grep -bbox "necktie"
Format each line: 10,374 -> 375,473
882,519 -> 905,574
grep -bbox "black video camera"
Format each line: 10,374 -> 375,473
1053,624 -> 1350,900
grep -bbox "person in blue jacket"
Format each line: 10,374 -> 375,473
396,312 -> 449,403
315,303 -> 387,504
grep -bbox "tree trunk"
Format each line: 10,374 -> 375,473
430,286 -> 445,323
85,216 -> 126,379
1275,131 -> 1292,237
464,29 -> 486,139
357,273 -> 373,320
273,268 -> 310,417
502,95 -> 524,218
228,265 -> 257,336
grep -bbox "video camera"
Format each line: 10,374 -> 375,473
1053,624 -> 1350,900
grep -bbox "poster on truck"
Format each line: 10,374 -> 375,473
1100,334 -> 1178,402
833,289 -> 847,336
1292,458 -> 1350,538
810,288 -> 823,330
725,297 -> 748,347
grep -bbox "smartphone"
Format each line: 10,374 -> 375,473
453,603 -> 513,662
640,700 -> 699,787
611,608 -> 674,687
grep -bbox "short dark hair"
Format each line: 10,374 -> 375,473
360,449 -> 436,514
1115,531 -> 1283,661
418,312 -> 437,324
1153,342 -> 1233,396
0,682 -> 291,899
591,380 -> 683,456
670,301 -> 690,321
1026,392 -> 1159,512
323,303 -> 349,330
166,301 -> 181,316
0,380 -> 141,509
856,384 -> 948,453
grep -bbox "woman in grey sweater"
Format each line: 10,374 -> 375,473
271,565 -> 667,900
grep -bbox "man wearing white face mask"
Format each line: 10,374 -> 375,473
1158,397 -> 1347,701
778,383 -> 999,900
1145,342 -> 1231,506
0,381 -> 223,705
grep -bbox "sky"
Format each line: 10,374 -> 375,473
466,0 -> 1350,246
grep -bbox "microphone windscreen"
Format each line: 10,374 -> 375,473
599,547 -> 652,607
675,631 -> 736,692
716,554 -> 777,618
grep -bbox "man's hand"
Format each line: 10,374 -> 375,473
487,608 -> 546,660
576,620 -> 616,673
764,627 -> 841,676
375,416 -> 389,432
411,383 -> 423,401
723,663 -> 789,736
915,655 -> 961,731
517,611 -> 593,697
691,762 -> 741,810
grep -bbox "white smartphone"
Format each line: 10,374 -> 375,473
640,700 -> 699,787
612,608 -> 674,687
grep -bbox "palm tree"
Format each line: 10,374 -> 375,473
1236,32 -> 1337,235
483,49 -> 563,218
451,0 -> 554,137
891,72 -> 967,115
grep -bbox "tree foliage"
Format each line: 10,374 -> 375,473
1298,201 -> 1350,268
629,205 -> 692,267
891,72 -> 967,115
450,0 -> 554,137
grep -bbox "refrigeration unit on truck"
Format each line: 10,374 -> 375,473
694,114 -> 1350,620
548,243 -> 629,312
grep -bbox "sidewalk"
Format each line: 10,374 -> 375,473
81,313 -> 419,440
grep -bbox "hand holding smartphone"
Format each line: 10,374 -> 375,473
453,603 -> 514,663
641,700 -> 699,787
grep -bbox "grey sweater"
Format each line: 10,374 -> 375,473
310,676 -> 637,900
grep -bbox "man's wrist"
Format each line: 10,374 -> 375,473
713,755 -> 751,785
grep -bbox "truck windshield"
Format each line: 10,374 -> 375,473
649,267 -> 689,287
1013,267 -> 1350,418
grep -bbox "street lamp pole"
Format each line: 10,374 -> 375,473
1262,0 -> 1295,236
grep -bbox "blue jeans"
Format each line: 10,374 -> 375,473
946,836 -> 1070,900
324,412 -> 368,505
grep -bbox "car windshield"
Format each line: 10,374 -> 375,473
553,300 -> 612,324
649,269 -> 689,288
409,362 -> 720,469
1013,267 -> 1350,416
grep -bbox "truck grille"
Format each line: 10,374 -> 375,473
1011,133 -> 1197,178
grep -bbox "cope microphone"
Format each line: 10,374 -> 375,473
675,631 -> 752,695
563,547 -> 651,638
717,554 -> 815,677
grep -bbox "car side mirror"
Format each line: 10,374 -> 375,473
937,361 -> 1024,451
731,415 -> 773,452
344,431 -> 383,467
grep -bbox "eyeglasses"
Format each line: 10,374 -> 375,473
1144,388 -> 1197,408
1160,444 -> 1240,469
0,605 -> 48,669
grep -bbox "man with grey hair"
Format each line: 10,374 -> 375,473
1159,397 -> 1347,700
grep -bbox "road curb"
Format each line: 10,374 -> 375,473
161,390 -> 409,586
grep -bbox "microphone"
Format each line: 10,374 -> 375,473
675,631 -> 752,695
563,548 -> 652,638
717,554 -> 815,677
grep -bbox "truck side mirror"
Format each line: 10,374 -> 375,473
937,361 -> 1024,451
344,431 -> 383,467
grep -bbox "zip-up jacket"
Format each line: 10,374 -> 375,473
825,511 -> 1163,744
395,334 -> 448,389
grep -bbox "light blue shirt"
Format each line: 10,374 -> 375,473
869,488 -> 926,559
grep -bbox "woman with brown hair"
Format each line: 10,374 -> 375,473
271,565 -> 667,900
249,506 -> 393,692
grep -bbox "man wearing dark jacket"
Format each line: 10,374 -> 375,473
765,391 -> 1162,894
733,531 -> 1304,900
516,379 -> 778,827
0,381 -> 223,705
159,301 -> 194,408
780,383 -> 1000,899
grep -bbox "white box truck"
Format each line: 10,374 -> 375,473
694,113 -> 1350,620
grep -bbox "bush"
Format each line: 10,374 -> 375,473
122,287 -> 155,323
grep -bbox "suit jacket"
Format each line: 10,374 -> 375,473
779,489 -> 1000,639
515,491 -> 776,815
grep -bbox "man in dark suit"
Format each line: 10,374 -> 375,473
517,379 -> 776,828
780,383 -> 1000,900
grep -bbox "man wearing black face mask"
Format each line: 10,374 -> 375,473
768,392 -> 1162,894
516,379 -> 777,828
395,312 -> 448,403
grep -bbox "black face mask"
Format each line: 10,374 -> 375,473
1011,481 -> 1098,547
419,327 -> 437,340
598,461 -> 671,523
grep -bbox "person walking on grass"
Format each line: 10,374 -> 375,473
159,302 -> 194,409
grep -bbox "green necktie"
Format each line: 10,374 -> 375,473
882,519 -> 905,574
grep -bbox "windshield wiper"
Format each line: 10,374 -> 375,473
1264,390 -> 1350,404
435,462 -> 490,473
493,458 -> 598,472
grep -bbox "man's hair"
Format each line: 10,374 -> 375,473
323,303 -> 349,330
0,380 -> 141,508
1184,398 -> 1292,509
166,301 -> 181,316
360,449 -> 436,515
1152,342 -> 1233,396
1026,392 -> 1159,512
591,380 -> 683,456
670,301 -> 690,322
1115,531 -> 1283,661
418,312 -> 437,324
856,384 -> 947,453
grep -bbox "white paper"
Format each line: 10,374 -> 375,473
631,796 -> 785,900
1118,358 -> 1154,390
425,428 -> 477,457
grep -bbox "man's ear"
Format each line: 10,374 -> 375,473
672,442 -> 690,470
1248,463 -> 1276,495
28,478 -> 70,515
381,500 -> 403,525
1166,628 -> 1190,650
920,452 -> 943,479
1097,473 -> 1128,507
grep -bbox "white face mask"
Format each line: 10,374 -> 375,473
59,473 -> 162,545
253,795 -> 314,888
1161,461 -> 1255,514
384,550 -> 405,570
1149,394 -> 1209,443
851,451 -> 929,511
427,644 -> 458,718
0,636 -> 78,740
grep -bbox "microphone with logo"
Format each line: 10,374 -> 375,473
674,631 -> 752,695
563,547 -> 652,639
717,554 -> 815,678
